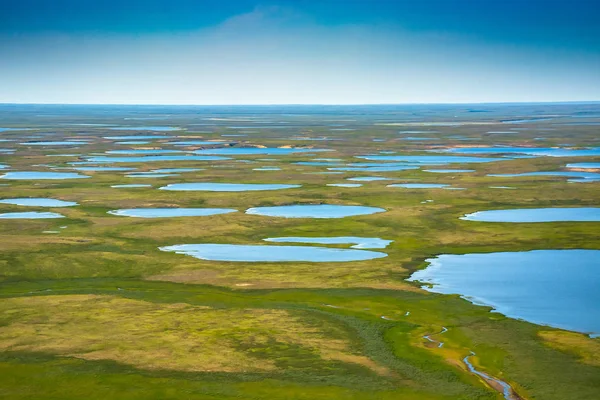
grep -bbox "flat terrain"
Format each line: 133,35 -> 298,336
0,103 -> 599,399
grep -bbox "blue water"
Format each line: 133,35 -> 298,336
160,183 -> 301,192
388,183 -> 450,189
253,167 -> 281,171
357,155 -> 505,164
0,211 -> 65,219
441,147 -> 600,157
0,128 -> 30,132
107,126 -> 181,131
1,171 -> 90,180
77,155 -> 230,163
567,163 -> 600,169
0,164 -> 7,169
245,204 -> 386,218
0,198 -> 77,207
327,183 -> 362,188
103,135 -> 172,140
408,250 -> 600,335
193,148 -> 331,155
488,171 -> 600,181
159,244 -> 387,262
115,141 -> 150,145
111,184 -> 152,188
462,207 -> 600,222
108,208 -> 237,218
264,236 -> 392,249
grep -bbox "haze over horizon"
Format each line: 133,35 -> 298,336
1,0 -> 599,105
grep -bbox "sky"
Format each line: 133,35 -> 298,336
1,0 -> 599,105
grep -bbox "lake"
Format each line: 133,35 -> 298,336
160,243 -> 387,262
264,237 -> 392,249
408,250 -> 600,335
0,211 -> 65,219
462,207 -> 600,222
567,163 -> 600,169
1,171 -> 90,180
439,146 -> 600,157
0,198 -> 77,207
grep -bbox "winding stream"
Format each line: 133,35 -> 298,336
422,327 -> 520,399
464,352 -> 519,400
423,326 -> 448,348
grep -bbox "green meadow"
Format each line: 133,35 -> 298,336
0,104 -> 599,399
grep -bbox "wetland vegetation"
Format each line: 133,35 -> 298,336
0,103 -> 599,400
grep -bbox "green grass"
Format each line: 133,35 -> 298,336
1,112 -> 599,399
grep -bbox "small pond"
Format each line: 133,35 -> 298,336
0,198 -> 77,207
0,211 -> 65,219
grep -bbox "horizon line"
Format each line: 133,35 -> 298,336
1,100 -> 600,107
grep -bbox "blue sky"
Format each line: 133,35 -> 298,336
1,0 -> 599,104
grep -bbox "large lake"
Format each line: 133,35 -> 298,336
408,250 -> 600,335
